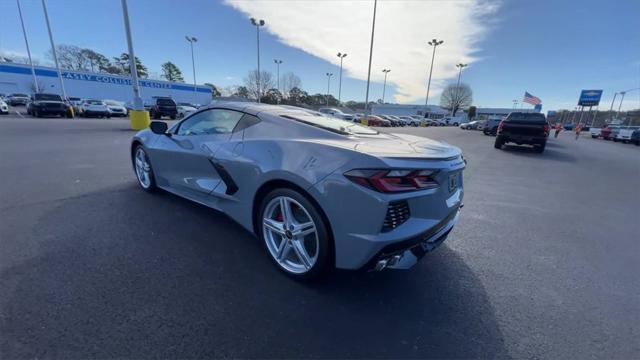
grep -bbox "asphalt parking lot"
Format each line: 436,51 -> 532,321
1,114 -> 638,359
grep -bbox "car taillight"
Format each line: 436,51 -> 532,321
543,124 -> 550,134
344,169 -> 439,193
497,121 -> 505,133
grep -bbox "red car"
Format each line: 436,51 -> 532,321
365,115 -> 391,127
600,126 -> 612,140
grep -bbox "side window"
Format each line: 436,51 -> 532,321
176,109 -> 244,136
233,114 -> 261,132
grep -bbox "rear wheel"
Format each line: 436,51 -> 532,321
258,188 -> 332,280
494,136 -> 504,149
133,146 -> 157,192
534,143 -> 546,153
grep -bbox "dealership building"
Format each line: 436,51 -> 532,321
0,62 -> 212,105
371,103 -> 538,120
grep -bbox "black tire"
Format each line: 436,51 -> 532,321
483,130 -> 489,135
634,140 -> 639,146
591,135 -> 597,138
34,110 -> 41,118
106,115 -> 111,119
494,137 -> 504,149
258,188 -> 332,281
534,143 -> 546,153
132,145 -> 157,192
170,115 -> 176,120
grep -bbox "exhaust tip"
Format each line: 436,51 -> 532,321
374,259 -> 388,271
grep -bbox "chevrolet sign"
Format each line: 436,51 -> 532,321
578,90 -> 603,106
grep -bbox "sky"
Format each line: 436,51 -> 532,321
0,0 -> 639,111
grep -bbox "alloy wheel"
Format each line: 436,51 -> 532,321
134,148 -> 152,189
262,196 -> 319,274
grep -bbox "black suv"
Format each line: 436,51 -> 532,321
494,112 -> 549,153
149,97 -> 178,120
27,93 -> 73,118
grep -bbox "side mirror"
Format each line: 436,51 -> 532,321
150,121 -> 169,135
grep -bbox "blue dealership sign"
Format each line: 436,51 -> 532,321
578,90 -> 603,106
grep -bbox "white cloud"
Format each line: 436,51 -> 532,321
225,0 -> 500,103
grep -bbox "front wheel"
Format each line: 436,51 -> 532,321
133,146 -> 157,192
259,188 -> 332,280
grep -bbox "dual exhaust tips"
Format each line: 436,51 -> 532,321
373,254 -> 403,271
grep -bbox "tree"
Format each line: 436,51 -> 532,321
80,49 -> 110,72
285,87 -> 309,105
161,62 -> 184,82
233,86 -> 250,98
114,53 -> 148,78
467,106 -> 477,119
279,72 -> 302,98
204,83 -> 221,97
440,83 -> 473,116
47,45 -> 86,70
261,88 -> 283,104
244,70 -> 275,100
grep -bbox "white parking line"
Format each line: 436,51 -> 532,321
15,110 -> 24,118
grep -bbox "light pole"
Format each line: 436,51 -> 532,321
120,0 -> 148,129
381,69 -> 391,103
274,59 -> 282,103
336,52 -> 347,103
16,0 -> 39,93
425,39 -> 443,108
451,63 -> 467,116
616,91 -> 626,120
185,36 -> 198,100
364,0 -> 377,115
250,18 -> 265,103
326,72 -> 333,106
608,92 -> 618,123
41,0 -> 67,100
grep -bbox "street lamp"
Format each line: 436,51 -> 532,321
608,92 -> 618,122
364,0 -> 377,115
616,91 -> 626,120
274,59 -> 283,104
185,36 -> 198,100
381,69 -> 391,103
336,52 -> 347,103
326,72 -> 333,106
120,0 -> 147,130
41,0 -> 67,100
425,39 -> 443,107
250,18 -> 265,103
451,63 -> 468,116
16,0 -> 39,93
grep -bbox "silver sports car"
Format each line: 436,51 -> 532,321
131,102 -> 465,280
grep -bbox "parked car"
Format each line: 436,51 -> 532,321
26,93 -> 73,118
399,116 -> 419,126
589,127 -> 602,138
149,97 -> 178,119
631,128 -> 640,146
494,112 -> 549,153
376,115 -> 401,127
318,107 -> 355,122
132,103 -> 465,279
80,99 -> 111,118
483,117 -> 503,135
600,125 -> 615,140
177,105 -> 198,118
7,93 -> 30,106
0,98 -> 9,115
460,120 -> 480,130
615,126 -> 640,143
66,97 -> 83,114
442,115 -> 465,126
429,119 -> 446,126
365,115 -> 391,127
104,100 -> 128,117
610,126 -> 624,142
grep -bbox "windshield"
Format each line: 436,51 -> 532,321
282,113 -> 378,135
506,113 -> 546,122
86,100 -> 104,105
12,93 -> 28,97
34,94 -> 63,101
104,100 -> 121,106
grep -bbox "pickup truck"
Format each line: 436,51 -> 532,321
26,93 -> 73,118
494,112 -> 549,153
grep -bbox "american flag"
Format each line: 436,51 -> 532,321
523,91 -> 542,105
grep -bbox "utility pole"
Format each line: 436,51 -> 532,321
120,0 -> 148,130
41,0 -> 67,100
16,0 -> 39,93
608,92 -> 618,123
336,52 -> 347,103
250,18 -> 265,103
363,0 -> 377,115
185,36 -> 198,101
381,69 -> 391,103
616,91 -> 626,120
326,72 -> 333,106
274,59 -> 282,104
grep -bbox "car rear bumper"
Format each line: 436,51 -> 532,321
499,133 -> 547,144
83,110 -> 110,116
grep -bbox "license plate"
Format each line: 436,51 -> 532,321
448,173 -> 458,192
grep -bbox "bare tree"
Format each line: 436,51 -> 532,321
244,70 -> 275,100
440,83 -> 473,116
47,45 -> 88,70
279,72 -> 302,98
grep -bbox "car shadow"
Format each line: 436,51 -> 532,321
1,183 -> 508,359
500,144 -> 576,162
